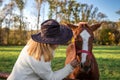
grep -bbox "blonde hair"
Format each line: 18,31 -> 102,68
27,39 -> 54,62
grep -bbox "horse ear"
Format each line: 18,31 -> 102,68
90,23 -> 102,31
66,23 -> 78,30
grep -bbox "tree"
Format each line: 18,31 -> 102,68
99,22 -> 120,45
12,14 -> 21,45
100,28 -> 112,45
47,0 -> 58,19
15,0 -> 25,32
35,0 -> 46,32
116,10 -> 120,20
48,0 -> 104,24
15,0 -> 26,44
97,12 -> 107,21
0,1 -> 15,45
116,10 -> 120,15
0,0 -> 2,6
0,1 -> 15,25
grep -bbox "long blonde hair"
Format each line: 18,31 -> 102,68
27,39 -> 54,62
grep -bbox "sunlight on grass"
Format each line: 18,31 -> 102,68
0,45 -> 120,80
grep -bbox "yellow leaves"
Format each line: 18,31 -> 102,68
108,32 -> 111,35
108,32 -> 115,41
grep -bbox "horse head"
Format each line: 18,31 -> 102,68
65,22 -> 102,79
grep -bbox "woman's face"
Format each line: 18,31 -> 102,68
51,44 -> 59,50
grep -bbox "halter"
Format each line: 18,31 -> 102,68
74,42 -> 93,72
77,50 -> 93,57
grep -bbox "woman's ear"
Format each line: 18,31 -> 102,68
90,23 -> 102,31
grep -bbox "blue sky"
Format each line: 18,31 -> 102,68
32,0 -> 120,22
77,0 -> 120,21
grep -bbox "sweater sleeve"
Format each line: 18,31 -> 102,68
28,56 -> 73,80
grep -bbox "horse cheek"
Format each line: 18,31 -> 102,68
65,43 -> 76,64
91,55 -> 100,79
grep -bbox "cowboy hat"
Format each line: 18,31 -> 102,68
31,19 -> 73,44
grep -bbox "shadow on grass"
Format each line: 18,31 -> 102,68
0,49 -> 21,52
93,46 -> 120,50
93,51 -> 120,54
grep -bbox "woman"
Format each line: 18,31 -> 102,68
7,19 -> 79,80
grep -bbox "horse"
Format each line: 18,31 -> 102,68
64,22 -> 102,80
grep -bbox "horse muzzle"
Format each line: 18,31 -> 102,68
80,60 -> 92,73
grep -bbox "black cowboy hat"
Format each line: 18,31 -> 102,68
31,19 -> 73,44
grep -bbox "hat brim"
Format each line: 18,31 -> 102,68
31,25 -> 73,44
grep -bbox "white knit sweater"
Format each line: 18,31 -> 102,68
7,45 -> 73,80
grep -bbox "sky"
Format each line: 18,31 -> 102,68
2,0 -> 120,22
77,0 -> 120,21
25,0 -> 120,22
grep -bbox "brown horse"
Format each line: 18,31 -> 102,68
64,22 -> 102,80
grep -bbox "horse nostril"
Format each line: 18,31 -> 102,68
84,66 -> 89,72
81,63 -> 84,68
80,63 -> 91,72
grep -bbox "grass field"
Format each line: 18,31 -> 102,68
0,45 -> 120,80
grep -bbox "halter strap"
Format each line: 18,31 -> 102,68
77,50 -> 92,56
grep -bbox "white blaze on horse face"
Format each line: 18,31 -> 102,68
80,30 -> 90,64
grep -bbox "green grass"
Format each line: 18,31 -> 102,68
0,45 -> 120,80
